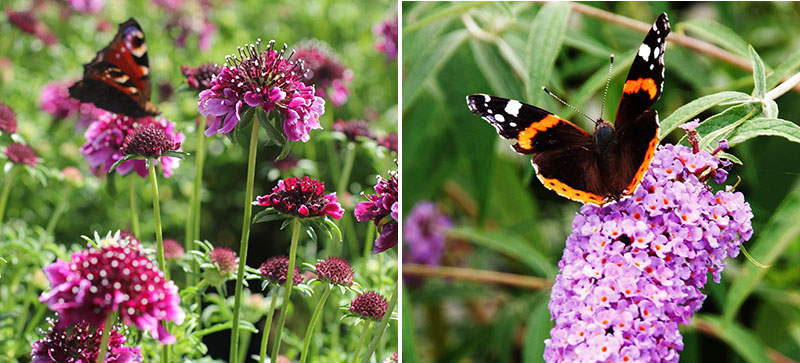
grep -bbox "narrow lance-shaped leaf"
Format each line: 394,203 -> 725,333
525,2 -> 571,104
726,117 -> 800,146
660,91 -> 750,140
749,45 -> 767,100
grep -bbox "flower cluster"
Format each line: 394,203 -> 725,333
260,256 -> 303,285
254,176 -> 344,219
350,291 -> 388,320
294,41 -> 352,106
80,113 -> 185,178
181,63 -> 221,91
39,80 -> 104,128
5,143 -> 38,166
120,124 -> 181,158
39,238 -> 184,344
209,247 -> 238,275
403,201 -> 451,266
162,239 -> 184,260
66,0 -> 105,14
315,256 -> 354,286
332,119 -> 375,142
373,13 -> 398,60
197,39 -> 325,142
543,143 -> 753,362
355,171 -> 398,253
0,102 -> 18,134
31,318 -> 142,363
6,9 -> 56,46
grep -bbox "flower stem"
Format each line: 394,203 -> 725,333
148,159 -> 170,363
230,119 -> 260,363
362,283 -> 398,363
270,218 -> 301,362
258,287 -> 280,363
45,185 -> 72,235
96,311 -> 116,363
0,166 -> 18,225
300,284 -> 333,363
129,175 -> 140,238
362,223 -> 376,272
193,122 -> 206,247
337,143 -> 356,197
351,321 -> 372,363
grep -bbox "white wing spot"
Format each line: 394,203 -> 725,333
638,44 -> 651,62
650,64 -> 654,70
505,100 -> 522,117
653,23 -> 658,31
653,47 -> 660,58
509,122 -> 517,127
494,114 -> 506,122
483,95 -> 491,103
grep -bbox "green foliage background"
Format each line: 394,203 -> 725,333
402,2 -> 800,362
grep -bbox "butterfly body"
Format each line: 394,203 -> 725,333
467,13 -> 669,205
69,18 -> 158,118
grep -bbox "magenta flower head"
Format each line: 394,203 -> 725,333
197,39 -> 325,142
6,10 -> 57,46
260,255 -> 302,286
39,81 -> 81,120
120,124 -> 181,158
355,171 -> 398,253
332,119 -> 375,142
382,352 -> 399,363
4,143 -> 38,166
293,40 -> 352,107
31,318 -> 142,363
181,63 -> 221,92
209,247 -> 238,275
39,237 -> 184,344
253,176 -> 344,219
543,142 -> 753,362
315,256 -> 354,286
81,113 -> 185,178
378,133 -> 397,152
162,239 -> 184,260
404,201 -> 452,266
349,291 -> 388,321
0,102 -> 18,134
373,12 -> 398,60
66,0 -> 105,14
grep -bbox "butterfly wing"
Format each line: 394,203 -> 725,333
69,18 -> 158,118
467,94 -> 612,204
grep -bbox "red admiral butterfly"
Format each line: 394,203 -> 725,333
69,18 -> 159,118
467,13 -> 669,205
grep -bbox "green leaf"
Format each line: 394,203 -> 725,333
660,91 -> 750,140
727,117 -> 800,147
525,2 -> 571,104
696,315 -> 771,363
276,138 -> 293,161
162,150 -> 188,159
320,217 -> 343,242
403,29 -> 469,110
108,154 -> 142,174
469,39 -> 525,100
401,288 -> 418,362
496,37 -> 529,93
749,45 -> 767,99
449,226 -> 556,279
304,222 -> 317,242
522,294 -> 552,363
253,210 -> 286,224
766,49 -> 800,89
682,19 -> 750,57
696,103 -> 756,151
723,181 -> 800,322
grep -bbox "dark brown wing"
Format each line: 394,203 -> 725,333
69,18 -> 158,117
610,109 -> 660,196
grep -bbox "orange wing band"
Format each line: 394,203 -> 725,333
517,115 -> 562,150
623,78 -> 658,100
624,130 -> 660,194
536,172 -> 607,205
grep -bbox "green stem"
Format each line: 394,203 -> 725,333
0,166 -> 18,225
300,284 -> 333,363
238,329 -> 252,363
351,322 -> 372,363
193,121 -> 206,248
148,160 -> 169,363
129,175 -> 140,238
96,312 -> 116,363
259,287 -> 280,363
230,119 -> 260,362
362,223 -> 376,272
270,218 -> 302,362
362,283 -> 398,363
337,143 -> 356,198
46,185 -> 71,235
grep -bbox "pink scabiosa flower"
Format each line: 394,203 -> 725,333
293,40 -> 353,107
209,247 -> 237,275
349,291 -> 388,320
39,81 -> 81,119
162,239 -> 184,260
80,113 -> 185,178
65,0 -> 104,14
378,133 -> 397,152
120,124 -> 181,158
253,176 -> 344,219
6,9 -> 57,45
4,143 -> 38,166
197,39 -> 325,142
382,352 -> 399,363
260,255 -> 303,286
0,102 -> 18,134
404,201 -> 452,266
355,171 -> 398,253
315,256 -> 354,286
181,63 -> 221,92
39,237 -> 184,344
543,141 -> 752,362
373,12 -> 398,61
332,119 -> 375,142
31,318 -> 142,363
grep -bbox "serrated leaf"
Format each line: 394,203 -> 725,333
682,20 -> 750,57
403,29 -> 469,110
749,45 -> 767,100
727,117 -> 800,146
660,91 -> 750,140
525,2 -> 571,104
469,39 -> 524,100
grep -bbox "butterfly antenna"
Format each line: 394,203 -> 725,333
600,54 -> 615,120
541,87 -> 596,124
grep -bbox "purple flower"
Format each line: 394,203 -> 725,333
209,247 -> 238,275
543,144 -> 753,362
260,256 -> 303,285
5,143 -> 38,166
254,176 -> 344,219
39,238 -> 184,344
80,113 -> 185,178
0,102 -> 17,134
404,201 -> 452,266
197,39 -> 325,141
350,291 -> 388,320
6,10 -> 56,46
373,12 -> 398,60
355,171 -> 398,253
378,133 -> 397,152
315,256 -> 354,286
293,40 -> 352,107
162,239 -> 184,260
332,119 -> 375,142
31,318 -> 142,363
181,63 -> 221,91
39,81 -> 81,119
66,0 -> 105,14
120,124 -> 181,158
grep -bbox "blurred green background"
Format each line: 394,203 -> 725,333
402,2 -> 800,362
